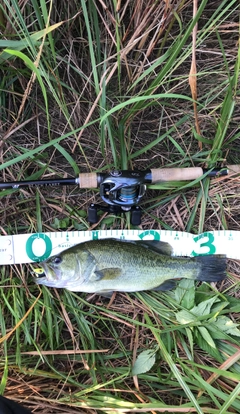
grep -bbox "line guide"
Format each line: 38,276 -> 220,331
0,229 -> 239,265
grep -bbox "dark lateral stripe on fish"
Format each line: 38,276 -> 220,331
195,254 -> 227,282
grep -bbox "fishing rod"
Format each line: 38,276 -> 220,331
1,165 -> 239,225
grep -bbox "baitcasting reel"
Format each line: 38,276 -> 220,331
88,169 -> 151,225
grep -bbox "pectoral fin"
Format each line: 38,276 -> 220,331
89,268 -> 122,282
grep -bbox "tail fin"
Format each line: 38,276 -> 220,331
195,254 -> 227,282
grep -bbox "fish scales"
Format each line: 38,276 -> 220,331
86,240 -> 195,278
34,239 -> 227,294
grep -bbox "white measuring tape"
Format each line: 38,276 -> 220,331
0,229 -> 239,265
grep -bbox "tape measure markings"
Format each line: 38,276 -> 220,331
0,230 -> 238,265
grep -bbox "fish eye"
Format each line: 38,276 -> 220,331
52,256 -> 62,265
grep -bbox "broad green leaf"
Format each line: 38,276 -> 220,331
51,217 -> 70,229
189,296 -> 220,317
176,309 -> 196,324
198,326 -> 216,349
210,301 -> 229,315
214,316 -> 240,337
174,279 -> 195,309
195,330 -> 223,362
132,349 -> 156,376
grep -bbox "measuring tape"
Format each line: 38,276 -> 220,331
0,229 -> 239,265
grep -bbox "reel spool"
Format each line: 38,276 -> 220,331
89,169 -> 149,225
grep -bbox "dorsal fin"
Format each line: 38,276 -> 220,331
95,238 -> 173,256
137,240 -> 173,256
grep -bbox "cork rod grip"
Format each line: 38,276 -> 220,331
150,167 -> 204,183
79,172 -> 98,188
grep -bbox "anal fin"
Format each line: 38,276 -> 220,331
152,280 -> 176,291
96,290 -> 114,298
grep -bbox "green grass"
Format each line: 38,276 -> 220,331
0,0 -> 240,412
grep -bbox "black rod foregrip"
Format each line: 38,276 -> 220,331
0,177 -> 78,190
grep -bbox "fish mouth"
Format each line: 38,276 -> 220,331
42,262 -> 61,280
33,263 -> 68,288
33,263 -> 56,282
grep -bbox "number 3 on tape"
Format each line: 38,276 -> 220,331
191,232 -> 216,256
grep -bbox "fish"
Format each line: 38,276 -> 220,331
33,239 -> 227,295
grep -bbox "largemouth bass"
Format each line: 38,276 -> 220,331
34,239 -> 227,294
